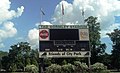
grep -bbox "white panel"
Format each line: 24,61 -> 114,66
39,51 -> 91,58
79,29 -> 89,41
39,29 -> 49,41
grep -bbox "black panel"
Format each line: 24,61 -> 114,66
40,41 -> 89,51
39,29 -> 89,52
50,29 -> 79,40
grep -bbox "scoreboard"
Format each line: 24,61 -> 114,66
39,25 -> 90,58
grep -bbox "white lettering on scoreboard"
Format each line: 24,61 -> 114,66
39,51 -> 91,58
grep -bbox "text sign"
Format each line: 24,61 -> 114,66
39,51 -> 91,58
39,25 -> 88,29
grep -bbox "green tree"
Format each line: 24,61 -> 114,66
107,29 -> 120,71
97,53 -> 111,69
31,58 -> 38,67
8,42 -> 31,71
0,59 -> 2,70
0,51 -> 8,70
1,56 -> 10,71
0,51 -> 8,58
1,42 -> 36,71
26,58 -> 31,65
85,16 -> 106,64
30,49 -> 39,67
9,63 -> 17,72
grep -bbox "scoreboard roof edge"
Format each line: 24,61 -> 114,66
39,25 -> 88,29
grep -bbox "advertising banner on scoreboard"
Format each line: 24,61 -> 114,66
39,51 -> 91,58
39,29 -> 49,41
79,29 -> 89,41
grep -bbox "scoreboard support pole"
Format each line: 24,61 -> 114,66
40,58 -> 44,73
88,52 -> 91,73
88,57 -> 91,67
88,52 -> 91,67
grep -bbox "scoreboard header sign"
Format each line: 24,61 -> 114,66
39,25 -> 88,29
39,25 -> 90,58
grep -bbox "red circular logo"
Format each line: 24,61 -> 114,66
39,30 -> 49,39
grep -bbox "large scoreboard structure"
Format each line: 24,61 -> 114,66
39,25 -> 90,58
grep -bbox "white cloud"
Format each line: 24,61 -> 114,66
0,0 -> 24,24
41,21 -> 53,25
35,21 -> 53,27
52,0 -> 120,38
28,28 -> 39,49
16,6 -> 24,17
0,43 -> 5,48
3,22 -> 17,37
0,22 -> 17,48
0,22 -> 17,42
28,0 -> 120,48
100,23 -> 120,38
0,0 -> 24,49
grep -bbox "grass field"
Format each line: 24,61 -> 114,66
111,72 -> 120,73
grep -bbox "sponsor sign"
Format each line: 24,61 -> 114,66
79,29 -> 89,41
39,29 -> 49,41
39,51 -> 91,58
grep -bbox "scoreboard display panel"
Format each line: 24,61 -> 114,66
39,25 -> 90,58
50,29 -> 79,40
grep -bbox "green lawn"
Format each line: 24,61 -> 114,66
111,72 -> 120,73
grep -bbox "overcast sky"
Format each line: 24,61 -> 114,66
0,0 -> 120,54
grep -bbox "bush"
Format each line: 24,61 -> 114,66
24,64 -> 39,73
90,62 -> 110,73
61,63 -> 75,73
74,61 -> 88,72
45,62 -> 110,73
46,64 -> 61,73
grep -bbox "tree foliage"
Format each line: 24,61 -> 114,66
0,51 -> 8,70
107,29 -> 120,71
85,16 -> 106,64
0,51 -> 8,58
1,42 -> 39,72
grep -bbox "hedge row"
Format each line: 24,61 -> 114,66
45,62 -> 110,73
